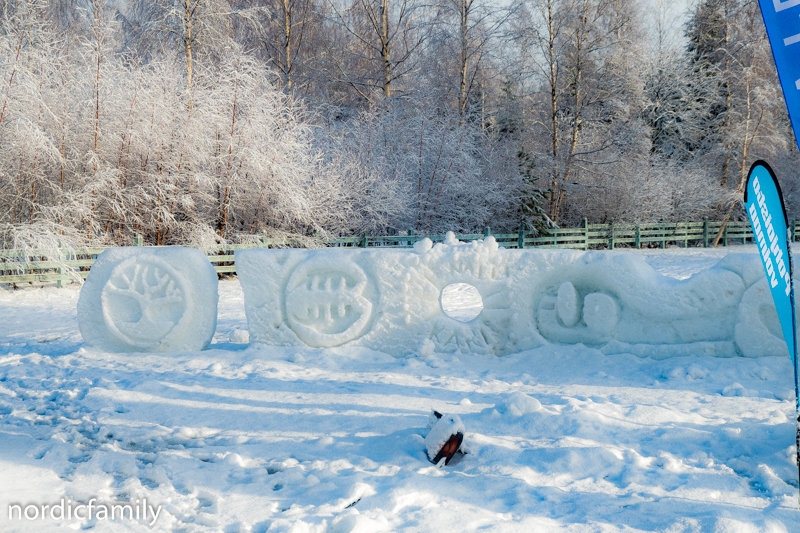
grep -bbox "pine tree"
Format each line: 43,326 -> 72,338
517,148 -> 552,234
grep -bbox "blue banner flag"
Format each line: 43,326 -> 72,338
758,1 -> 800,150
744,161 -> 799,497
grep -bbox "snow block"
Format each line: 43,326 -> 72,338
78,247 -> 218,352
236,234 -> 788,358
236,234 -> 527,356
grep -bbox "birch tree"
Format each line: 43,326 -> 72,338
128,0 -> 234,94
327,0 -> 429,100
427,0 -> 508,118
231,0 -> 318,92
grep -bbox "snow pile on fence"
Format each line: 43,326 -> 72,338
77,247 -> 218,352
236,232 -> 786,359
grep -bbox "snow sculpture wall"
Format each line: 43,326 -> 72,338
237,234 -> 788,359
78,247 -> 218,352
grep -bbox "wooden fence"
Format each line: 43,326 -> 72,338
0,219 -> 790,287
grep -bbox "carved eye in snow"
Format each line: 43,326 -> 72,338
537,281 -> 618,345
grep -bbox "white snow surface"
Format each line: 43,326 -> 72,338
497,391 -> 542,417
0,246 -> 799,531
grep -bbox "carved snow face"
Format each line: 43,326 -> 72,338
101,256 -> 191,349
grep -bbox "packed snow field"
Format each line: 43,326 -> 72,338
1,245 -> 799,532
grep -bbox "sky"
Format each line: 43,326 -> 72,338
642,0 -> 696,49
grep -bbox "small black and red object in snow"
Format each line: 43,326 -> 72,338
426,411 -> 464,466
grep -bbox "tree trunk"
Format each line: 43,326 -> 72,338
720,0 -> 731,188
283,0 -> 293,90
219,70 -> 240,237
185,0 -> 194,105
553,5 -> 587,223
458,0 -> 470,117
89,0 -> 103,241
714,78 -> 757,247
380,0 -> 391,98
547,0 -> 559,218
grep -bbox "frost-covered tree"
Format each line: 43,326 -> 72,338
3,0 -> 800,256
325,0 -> 430,101
229,0 -> 318,92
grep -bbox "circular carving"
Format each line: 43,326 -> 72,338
440,283 -> 483,323
396,236 -> 512,355
101,256 -> 191,348
582,292 -> 618,333
284,257 -> 373,347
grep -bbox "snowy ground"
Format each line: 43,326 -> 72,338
1,245 -> 799,532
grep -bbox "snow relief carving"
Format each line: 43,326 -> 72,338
78,247 -> 218,352
537,282 -> 618,345
383,234 -> 517,355
236,234 -> 789,359
284,256 -> 374,347
101,256 -> 191,349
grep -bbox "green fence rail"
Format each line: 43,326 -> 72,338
0,219 -> 791,287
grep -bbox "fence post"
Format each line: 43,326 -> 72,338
361,234 -> 368,248
583,218 -> 589,251
792,220 -> 796,243
608,222 -> 614,250
134,235 -> 143,246
722,224 -> 728,246
518,223 -> 525,249
703,218 -> 709,247
408,229 -> 414,247
56,244 -> 64,289
634,224 -> 641,249
484,226 -> 491,238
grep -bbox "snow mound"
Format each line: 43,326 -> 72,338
497,392 -> 542,417
78,247 -> 218,352
418,338 -> 436,357
236,241 -> 787,358
229,329 -> 250,344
